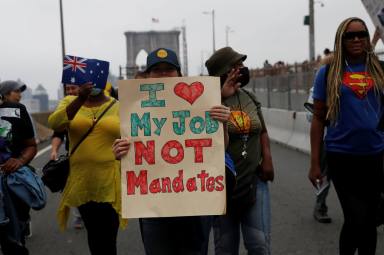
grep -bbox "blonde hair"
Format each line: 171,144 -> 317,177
326,17 -> 384,121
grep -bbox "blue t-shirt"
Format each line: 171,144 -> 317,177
313,63 -> 384,154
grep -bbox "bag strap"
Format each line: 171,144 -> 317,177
240,88 -> 266,130
69,99 -> 116,155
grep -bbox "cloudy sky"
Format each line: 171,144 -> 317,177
0,0 -> 382,99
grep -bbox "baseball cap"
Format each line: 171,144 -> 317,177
0,80 -> 27,96
145,48 -> 180,73
205,47 -> 247,76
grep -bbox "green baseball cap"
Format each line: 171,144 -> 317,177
205,47 -> 247,76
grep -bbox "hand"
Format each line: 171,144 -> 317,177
50,151 -> 58,161
209,105 -> 231,123
78,82 -> 94,101
308,164 -> 322,188
258,158 -> 274,182
112,138 -> 131,160
1,158 -> 23,174
221,68 -> 241,99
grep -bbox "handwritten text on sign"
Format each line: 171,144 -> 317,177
118,77 -> 226,218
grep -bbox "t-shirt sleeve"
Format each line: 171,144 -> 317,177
19,104 -> 35,140
312,65 -> 328,102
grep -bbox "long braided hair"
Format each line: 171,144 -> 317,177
326,17 -> 384,122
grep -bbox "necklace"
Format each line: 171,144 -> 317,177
90,105 -> 102,123
231,91 -> 249,159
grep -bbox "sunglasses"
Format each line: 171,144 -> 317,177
343,31 -> 369,41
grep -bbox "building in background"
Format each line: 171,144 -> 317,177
33,84 -> 49,112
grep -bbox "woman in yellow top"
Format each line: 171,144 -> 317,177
48,82 -> 125,255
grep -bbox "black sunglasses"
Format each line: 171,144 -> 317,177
343,31 -> 369,41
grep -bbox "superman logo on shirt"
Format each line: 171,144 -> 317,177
343,72 -> 374,99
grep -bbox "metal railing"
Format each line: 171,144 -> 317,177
247,71 -> 316,111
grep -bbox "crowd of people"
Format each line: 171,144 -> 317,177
0,16 -> 383,255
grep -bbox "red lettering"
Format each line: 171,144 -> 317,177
206,177 -> 215,192
135,141 -> 155,165
126,170 -> 148,195
186,177 -> 197,192
185,139 -> 212,163
149,178 -> 161,193
172,170 -> 185,193
215,176 -> 225,191
197,170 -> 209,191
161,177 -> 172,193
161,140 -> 184,164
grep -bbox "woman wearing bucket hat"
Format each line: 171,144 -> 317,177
205,47 -> 274,255
112,47 -> 231,255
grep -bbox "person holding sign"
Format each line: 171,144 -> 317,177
205,47 -> 274,255
48,56 -> 125,255
113,48 -> 231,255
309,18 -> 384,255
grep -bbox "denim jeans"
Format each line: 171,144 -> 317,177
213,178 -> 271,255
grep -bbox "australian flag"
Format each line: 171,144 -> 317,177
61,55 -> 110,89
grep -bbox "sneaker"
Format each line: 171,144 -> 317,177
25,221 -> 32,238
73,216 -> 83,229
314,210 -> 332,224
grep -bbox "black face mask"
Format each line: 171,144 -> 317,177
220,67 -> 250,87
237,67 -> 250,87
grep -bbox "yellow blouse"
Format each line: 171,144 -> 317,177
48,96 -> 127,230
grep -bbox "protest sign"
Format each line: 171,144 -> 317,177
118,76 -> 226,218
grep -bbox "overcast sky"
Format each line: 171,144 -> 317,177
0,0 -> 383,99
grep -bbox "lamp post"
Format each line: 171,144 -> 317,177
203,9 -> 216,53
59,0 -> 66,60
225,26 -> 234,46
309,0 -> 315,61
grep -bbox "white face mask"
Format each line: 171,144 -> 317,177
90,88 -> 103,96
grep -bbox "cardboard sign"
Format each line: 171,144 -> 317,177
118,76 -> 226,218
361,0 -> 384,41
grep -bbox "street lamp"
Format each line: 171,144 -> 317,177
203,9 -> 216,53
59,0 -> 66,60
306,0 -> 324,61
225,26 -> 234,46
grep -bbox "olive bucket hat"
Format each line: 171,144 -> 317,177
205,47 -> 247,76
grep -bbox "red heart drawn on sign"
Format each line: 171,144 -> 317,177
173,82 -> 204,105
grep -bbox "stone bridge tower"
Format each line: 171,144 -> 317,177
123,30 -> 181,78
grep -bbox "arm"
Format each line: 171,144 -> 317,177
50,136 -> 63,160
65,83 -> 93,120
48,83 -> 92,130
259,128 -> 274,182
1,138 -> 37,174
308,99 -> 326,187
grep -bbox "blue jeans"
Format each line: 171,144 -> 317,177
213,178 -> 271,255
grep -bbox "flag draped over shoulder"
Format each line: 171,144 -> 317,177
61,55 -> 109,89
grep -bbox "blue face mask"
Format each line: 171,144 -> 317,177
90,87 -> 103,96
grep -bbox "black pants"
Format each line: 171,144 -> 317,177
78,202 -> 119,255
327,151 -> 384,255
140,216 -> 205,255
